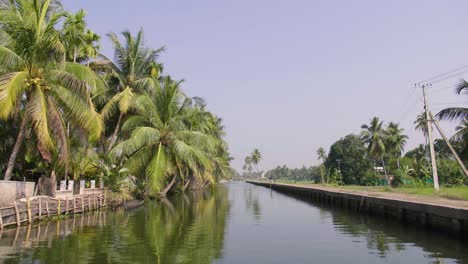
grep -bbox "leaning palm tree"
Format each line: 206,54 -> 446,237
385,122 -> 408,169
0,0 -> 104,180
100,29 -> 164,151
111,77 -> 216,197
361,117 -> 388,181
251,149 -> 262,173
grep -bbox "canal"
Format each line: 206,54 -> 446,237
0,182 -> 467,263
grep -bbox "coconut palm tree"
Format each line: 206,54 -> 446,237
61,9 -> 87,63
0,0 -> 104,180
251,149 -> 262,173
452,120 -> 468,164
385,122 -> 408,169
316,147 -> 327,183
436,80 -> 468,122
100,29 -> 164,151
361,117 -> 388,181
111,77 -> 216,197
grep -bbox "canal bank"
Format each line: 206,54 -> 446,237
246,180 -> 468,238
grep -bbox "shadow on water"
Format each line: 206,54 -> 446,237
277,187 -> 468,263
0,186 -> 230,264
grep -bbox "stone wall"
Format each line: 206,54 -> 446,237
0,180 -> 35,206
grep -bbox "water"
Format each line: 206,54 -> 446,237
0,182 -> 467,264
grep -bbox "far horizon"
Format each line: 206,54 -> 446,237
63,0 -> 468,171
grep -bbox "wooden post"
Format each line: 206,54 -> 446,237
57,198 -> 61,216
13,201 -> 20,227
27,197 -> 32,224
0,208 -> 3,230
73,197 -> 76,214
65,197 -> 69,215
38,197 -> 42,221
103,193 -> 106,207
80,197 -> 84,212
88,196 -> 91,211
46,199 -> 50,217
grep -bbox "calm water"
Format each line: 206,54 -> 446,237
1,182 -> 467,264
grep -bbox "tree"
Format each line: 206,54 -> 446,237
111,77 -> 218,197
251,149 -> 262,173
385,122 -> 408,169
0,0 -> 104,180
436,80 -> 468,123
325,134 -> 373,185
244,156 -> 253,176
316,147 -> 327,183
360,117 -> 388,181
100,29 -> 164,151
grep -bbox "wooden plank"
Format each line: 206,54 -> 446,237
13,201 -> 20,227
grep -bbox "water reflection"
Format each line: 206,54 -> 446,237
283,190 -> 468,263
1,183 -> 467,264
0,187 -> 230,264
244,185 -> 262,222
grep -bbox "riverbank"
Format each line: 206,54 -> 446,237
246,180 -> 468,237
275,180 -> 468,201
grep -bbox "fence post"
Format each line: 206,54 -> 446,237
46,199 -> 50,217
73,197 -> 76,213
38,197 -> 42,221
13,201 -> 20,227
27,197 -> 32,224
88,196 -> 91,211
65,197 -> 69,215
81,197 -> 84,212
57,198 -> 61,216
0,209 -> 3,230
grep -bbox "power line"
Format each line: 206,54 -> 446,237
417,65 -> 468,84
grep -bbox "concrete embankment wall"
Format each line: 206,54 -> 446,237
0,181 -> 35,206
247,181 -> 468,238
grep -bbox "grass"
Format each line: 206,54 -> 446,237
274,179 -> 468,201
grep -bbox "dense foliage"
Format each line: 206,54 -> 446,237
0,0 -> 232,197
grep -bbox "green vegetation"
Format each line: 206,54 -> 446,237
242,149 -> 262,177
0,0 -> 232,198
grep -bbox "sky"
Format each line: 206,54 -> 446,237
62,0 -> 468,171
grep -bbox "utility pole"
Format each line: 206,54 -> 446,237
422,83 -> 439,191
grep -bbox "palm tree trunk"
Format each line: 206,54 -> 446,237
4,116 -> 27,180
397,157 -> 401,169
73,48 -> 78,63
108,112 -> 124,151
160,175 -> 177,197
183,178 -> 191,191
381,157 -> 389,185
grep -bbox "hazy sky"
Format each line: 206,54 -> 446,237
63,0 -> 468,171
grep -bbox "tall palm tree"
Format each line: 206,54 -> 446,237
0,0 -> 104,180
100,29 -> 164,151
61,9 -> 87,63
251,149 -> 262,173
361,117 -> 388,181
385,122 -> 408,169
316,147 -> 327,183
111,77 -> 216,197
